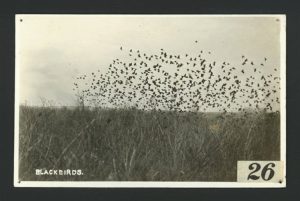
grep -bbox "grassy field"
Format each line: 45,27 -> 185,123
18,105 -> 280,181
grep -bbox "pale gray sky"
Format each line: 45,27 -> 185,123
16,15 -> 284,111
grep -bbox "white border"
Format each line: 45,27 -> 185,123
14,14 -> 286,188
14,14 -> 20,187
280,15 -> 286,185
15,181 -> 285,188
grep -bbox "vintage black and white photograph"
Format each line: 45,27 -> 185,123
14,15 -> 286,187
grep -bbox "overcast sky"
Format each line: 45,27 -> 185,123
16,15 -> 284,111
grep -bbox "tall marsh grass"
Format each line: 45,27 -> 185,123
18,105 -> 280,181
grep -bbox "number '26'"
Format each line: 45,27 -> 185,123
247,162 -> 276,181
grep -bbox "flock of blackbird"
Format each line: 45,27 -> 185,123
73,44 -> 280,113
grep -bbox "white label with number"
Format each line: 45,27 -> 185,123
237,161 -> 284,183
